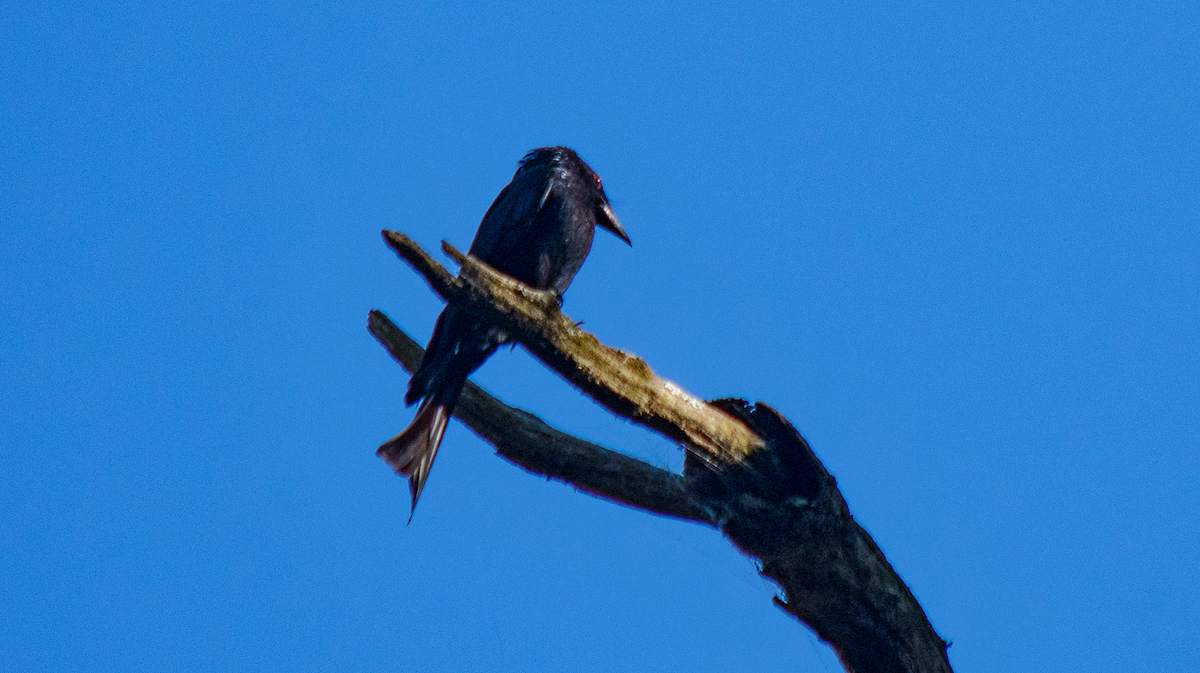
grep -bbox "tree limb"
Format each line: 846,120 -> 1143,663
371,231 -> 953,673
368,309 -> 713,524
381,230 -> 763,468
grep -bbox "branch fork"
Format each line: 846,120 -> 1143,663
370,230 -> 952,673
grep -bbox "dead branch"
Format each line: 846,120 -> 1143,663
371,230 -> 953,673
368,309 -> 712,524
381,230 -> 763,468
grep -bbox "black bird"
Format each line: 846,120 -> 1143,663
378,146 -> 630,518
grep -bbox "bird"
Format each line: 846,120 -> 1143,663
378,146 -> 631,519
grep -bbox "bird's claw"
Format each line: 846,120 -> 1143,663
534,289 -> 564,310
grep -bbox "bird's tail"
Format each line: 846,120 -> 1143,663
377,399 -> 450,521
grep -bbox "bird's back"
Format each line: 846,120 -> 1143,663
468,147 -> 601,292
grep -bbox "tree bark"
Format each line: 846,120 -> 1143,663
371,230 -> 953,673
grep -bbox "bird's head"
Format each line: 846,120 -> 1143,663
524,147 -> 631,246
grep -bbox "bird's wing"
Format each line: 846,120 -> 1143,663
467,160 -> 556,260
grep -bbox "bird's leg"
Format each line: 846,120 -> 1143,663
543,288 -> 564,308
528,287 -> 565,310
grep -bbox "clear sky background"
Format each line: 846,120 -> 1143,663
3,2 -> 1197,672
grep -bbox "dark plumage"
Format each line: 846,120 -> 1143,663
378,147 -> 630,518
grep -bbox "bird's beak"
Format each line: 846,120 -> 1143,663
598,201 -> 631,246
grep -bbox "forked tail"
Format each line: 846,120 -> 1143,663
377,400 -> 450,521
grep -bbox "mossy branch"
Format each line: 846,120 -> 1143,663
370,230 -> 953,673
382,229 -> 763,468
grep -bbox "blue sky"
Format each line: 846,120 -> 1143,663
2,1 -> 1197,671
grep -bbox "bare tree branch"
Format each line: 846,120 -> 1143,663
371,231 -> 953,673
381,230 -> 763,468
368,310 -> 713,524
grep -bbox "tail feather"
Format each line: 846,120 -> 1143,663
377,400 -> 450,521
